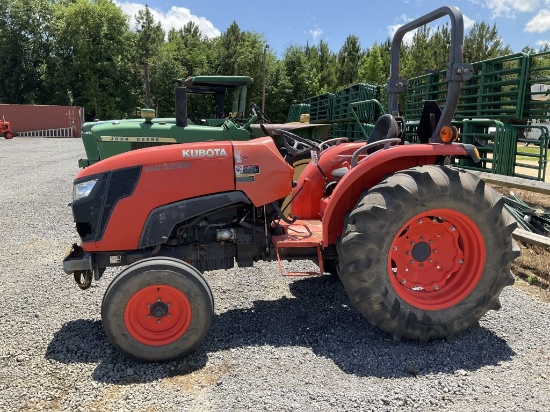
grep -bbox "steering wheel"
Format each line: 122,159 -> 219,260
250,102 -> 271,124
276,129 -> 321,156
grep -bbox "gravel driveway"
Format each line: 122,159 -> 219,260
0,137 -> 548,411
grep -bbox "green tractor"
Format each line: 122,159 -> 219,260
79,75 -> 331,168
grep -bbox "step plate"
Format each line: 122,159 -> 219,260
272,220 -> 324,276
272,220 -> 323,248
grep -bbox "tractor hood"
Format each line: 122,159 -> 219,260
75,137 -> 293,207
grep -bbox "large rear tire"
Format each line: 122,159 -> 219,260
102,257 -> 213,362
337,165 -> 520,342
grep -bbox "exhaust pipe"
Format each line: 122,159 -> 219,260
174,79 -> 188,128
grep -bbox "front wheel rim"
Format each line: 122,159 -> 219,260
388,208 -> 486,311
124,284 -> 192,346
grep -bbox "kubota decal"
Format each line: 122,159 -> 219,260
235,165 -> 260,175
236,175 -> 255,183
182,148 -> 228,158
235,164 -> 259,183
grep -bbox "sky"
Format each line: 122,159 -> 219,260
115,0 -> 550,56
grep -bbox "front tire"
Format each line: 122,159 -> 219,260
337,166 -> 520,342
102,257 -> 213,362
4,132 -> 13,139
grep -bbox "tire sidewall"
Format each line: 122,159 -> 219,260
102,258 -> 213,362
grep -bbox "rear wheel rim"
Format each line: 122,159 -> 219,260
124,284 -> 192,346
388,208 -> 486,311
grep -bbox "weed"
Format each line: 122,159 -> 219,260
405,363 -> 418,377
527,274 -> 539,285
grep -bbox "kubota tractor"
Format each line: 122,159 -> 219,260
1,117 -> 13,139
63,6 -> 520,362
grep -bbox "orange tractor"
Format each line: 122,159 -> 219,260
1,117 -> 13,139
63,6 -> 520,362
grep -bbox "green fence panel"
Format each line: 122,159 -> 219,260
332,84 -> 381,122
512,124 -> 549,181
523,51 -> 550,120
406,53 -> 528,121
456,119 -> 548,181
328,121 -> 374,141
305,93 -> 334,123
458,119 -> 502,173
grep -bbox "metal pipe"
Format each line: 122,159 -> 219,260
262,45 -> 270,112
142,61 -> 151,109
175,82 -> 188,128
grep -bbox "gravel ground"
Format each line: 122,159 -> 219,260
0,137 -> 548,412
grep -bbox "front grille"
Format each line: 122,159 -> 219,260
131,142 -> 172,150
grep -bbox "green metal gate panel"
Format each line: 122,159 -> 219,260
523,51 -> 550,120
457,119 -> 548,181
406,53 -> 528,121
304,93 -> 334,123
332,84 -> 381,122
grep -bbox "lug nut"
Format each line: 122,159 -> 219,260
419,263 -> 424,267
147,315 -> 151,318
436,265 -> 441,270
401,279 -> 406,284
450,225 -> 456,231
434,285 -> 439,290
417,219 -> 423,224
393,246 -> 398,251
157,298 -> 161,302
410,260 -> 415,264
458,259 -> 463,264
147,303 -> 151,308
157,319 -> 161,324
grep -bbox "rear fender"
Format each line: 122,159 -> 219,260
322,143 -> 470,246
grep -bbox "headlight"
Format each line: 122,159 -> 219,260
73,179 -> 97,200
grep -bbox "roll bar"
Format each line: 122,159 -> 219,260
388,6 -> 474,143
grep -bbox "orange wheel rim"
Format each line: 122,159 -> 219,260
388,208 -> 486,310
124,284 -> 192,346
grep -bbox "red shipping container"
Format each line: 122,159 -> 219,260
0,104 -> 84,137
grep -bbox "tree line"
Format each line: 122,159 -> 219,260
1,0 -> 543,123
